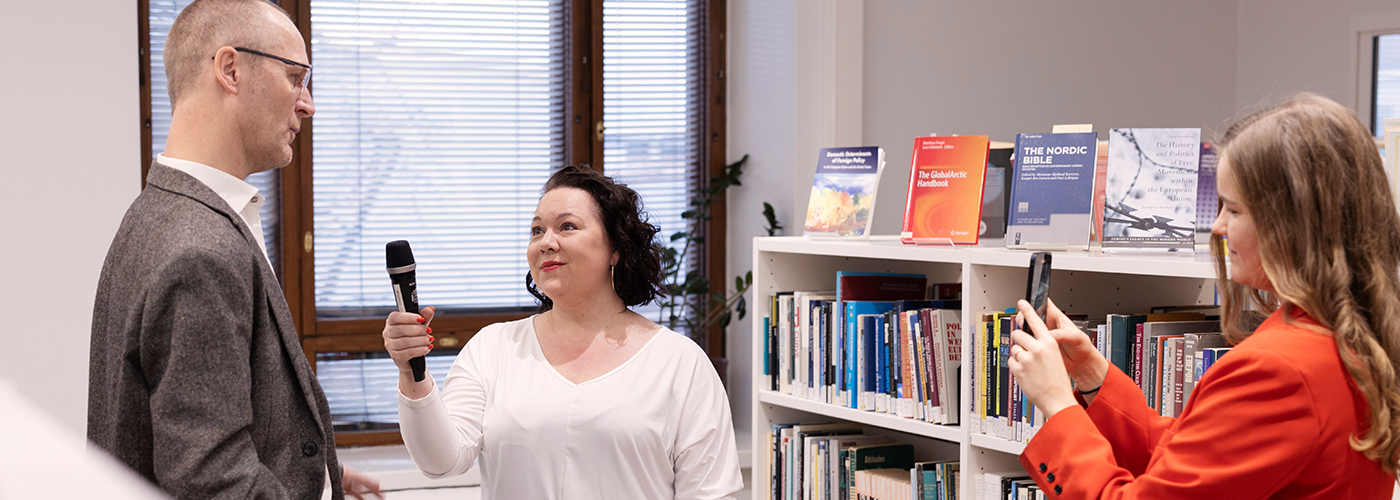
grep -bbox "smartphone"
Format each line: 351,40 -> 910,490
1025,252 -> 1053,324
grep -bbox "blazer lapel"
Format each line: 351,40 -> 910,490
145,162 -> 331,437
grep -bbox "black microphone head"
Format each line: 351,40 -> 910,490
386,240 -> 416,269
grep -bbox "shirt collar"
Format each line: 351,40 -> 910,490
156,154 -> 263,214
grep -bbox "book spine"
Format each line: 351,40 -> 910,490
920,309 -> 941,422
1145,334 -> 1158,409
905,313 -> 919,420
1133,323 -> 1145,392
1164,337 -> 1176,414
1174,339 -> 1186,416
846,306 -> 856,409
998,316 -> 1012,436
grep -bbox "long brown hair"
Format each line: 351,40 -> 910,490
1212,93 -> 1400,472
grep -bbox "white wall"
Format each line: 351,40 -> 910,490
1236,0 -> 1400,116
0,2 -> 139,436
862,0 -> 1238,236
726,0 -> 799,452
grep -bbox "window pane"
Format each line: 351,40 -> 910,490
1376,33 -> 1400,136
311,0 -> 566,313
602,0 -> 702,328
317,349 -> 460,430
149,0 -> 281,272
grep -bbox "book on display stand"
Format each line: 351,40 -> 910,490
900,135 -> 990,246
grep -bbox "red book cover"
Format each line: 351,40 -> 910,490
901,136 -> 990,245
836,272 -> 927,302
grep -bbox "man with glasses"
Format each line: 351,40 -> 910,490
87,1 -> 378,498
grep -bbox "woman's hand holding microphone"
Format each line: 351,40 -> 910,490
383,305 -> 437,399
1008,298 -> 1110,419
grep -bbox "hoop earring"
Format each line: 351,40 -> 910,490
610,265 -> 617,292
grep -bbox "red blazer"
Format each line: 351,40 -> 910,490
1019,307 -> 1395,498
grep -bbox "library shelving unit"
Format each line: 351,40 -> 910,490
749,235 -> 1217,498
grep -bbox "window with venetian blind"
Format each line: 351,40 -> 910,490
143,0 -> 712,434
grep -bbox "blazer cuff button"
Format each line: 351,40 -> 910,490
1054,485 -> 1063,495
1047,472 -> 1055,482
302,441 -> 319,457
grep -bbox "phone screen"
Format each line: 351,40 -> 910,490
1025,252 -> 1052,321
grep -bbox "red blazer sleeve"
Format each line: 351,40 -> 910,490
1018,348 -> 1321,499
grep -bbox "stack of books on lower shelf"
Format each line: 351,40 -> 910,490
761,272 -> 963,424
766,421 -> 959,500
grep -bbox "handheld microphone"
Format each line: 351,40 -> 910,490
386,240 -> 426,382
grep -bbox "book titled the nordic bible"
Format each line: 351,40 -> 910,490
1004,132 -> 1098,249
803,146 -> 886,238
1102,128 -> 1202,251
900,136 -> 990,245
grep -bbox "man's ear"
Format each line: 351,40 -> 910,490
211,46 -> 243,95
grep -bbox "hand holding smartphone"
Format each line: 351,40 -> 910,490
1024,252 -> 1052,331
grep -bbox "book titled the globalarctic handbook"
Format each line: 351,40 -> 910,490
804,146 -> 886,238
900,136 -> 989,245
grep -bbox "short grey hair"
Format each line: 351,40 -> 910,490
164,0 -> 290,107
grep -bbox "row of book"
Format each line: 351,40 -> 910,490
976,470 -> 1046,500
762,272 -> 963,424
767,421 -> 959,500
1089,313 -> 1231,417
970,310 -> 1236,444
802,127 -> 1218,253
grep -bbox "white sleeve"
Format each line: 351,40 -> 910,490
398,337 -> 490,478
671,352 -> 744,500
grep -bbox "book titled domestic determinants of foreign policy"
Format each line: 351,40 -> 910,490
900,136 -> 990,245
1004,132 -> 1098,250
1101,128 -> 1202,252
804,146 -> 886,239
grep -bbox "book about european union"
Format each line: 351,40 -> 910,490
804,146 -> 886,238
1004,132 -> 1098,249
1102,128 -> 1201,251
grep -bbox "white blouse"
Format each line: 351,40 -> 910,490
398,316 -> 743,500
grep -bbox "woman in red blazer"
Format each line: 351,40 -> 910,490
1008,93 -> 1400,498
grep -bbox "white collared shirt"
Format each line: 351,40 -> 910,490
156,154 -> 275,273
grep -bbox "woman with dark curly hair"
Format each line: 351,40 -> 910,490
382,165 -> 743,500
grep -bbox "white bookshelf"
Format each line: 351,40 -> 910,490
749,236 -> 1217,499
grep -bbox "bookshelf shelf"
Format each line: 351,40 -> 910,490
750,236 -> 1218,499
758,390 -> 964,443
970,434 -> 1027,456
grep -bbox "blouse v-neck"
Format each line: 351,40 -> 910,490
528,315 -> 664,387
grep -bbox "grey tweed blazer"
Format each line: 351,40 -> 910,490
88,162 -> 343,500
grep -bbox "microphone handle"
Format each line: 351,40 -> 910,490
391,270 -> 427,382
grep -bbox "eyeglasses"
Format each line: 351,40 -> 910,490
217,47 -> 312,93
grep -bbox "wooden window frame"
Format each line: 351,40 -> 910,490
138,0 -> 727,447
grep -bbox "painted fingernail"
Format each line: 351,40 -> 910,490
428,335 -> 435,343
426,327 -> 433,334
417,316 -> 425,324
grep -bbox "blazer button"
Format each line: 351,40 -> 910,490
1054,485 -> 1063,495
1047,472 -> 1055,482
302,441 -> 319,457
1039,463 -> 1047,473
